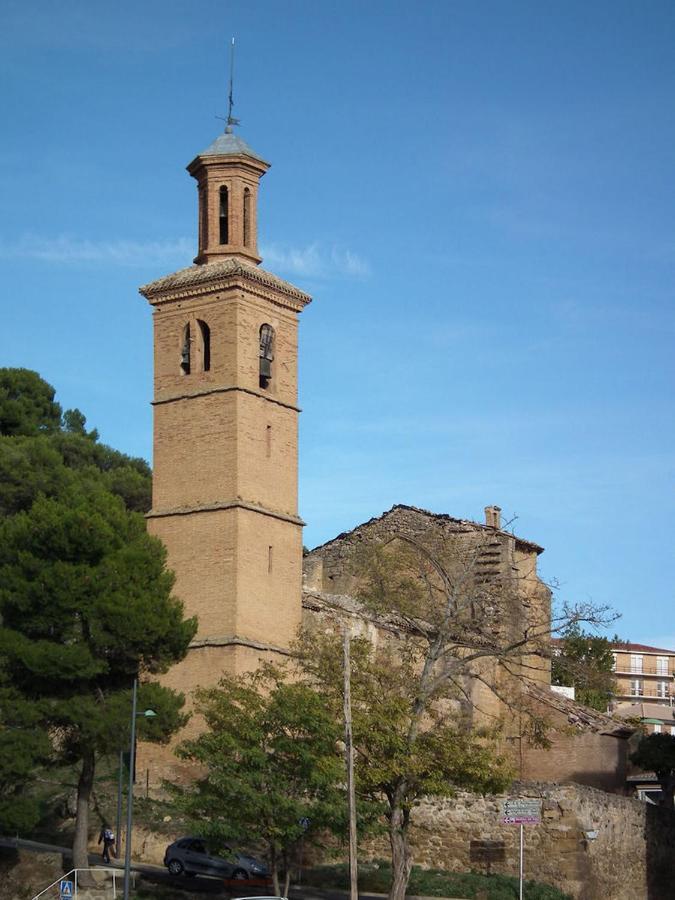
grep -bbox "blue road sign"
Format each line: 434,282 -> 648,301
59,880 -> 74,899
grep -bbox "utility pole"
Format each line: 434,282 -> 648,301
123,678 -> 138,900
343,629 -> 358,900
115,749 -> 124,858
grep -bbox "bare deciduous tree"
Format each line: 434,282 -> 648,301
298,522 -> 616,900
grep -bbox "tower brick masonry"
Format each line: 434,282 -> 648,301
139,129 -> 312,748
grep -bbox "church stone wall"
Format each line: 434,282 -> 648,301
519,728 -> 629,794
301,593 -> 629,795
303,505 -> 552,729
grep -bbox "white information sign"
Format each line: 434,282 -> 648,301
501,798 -> 542,826
500,799 -> 542,900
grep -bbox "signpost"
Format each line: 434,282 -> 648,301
501,799 -> 542,900
59,880 -> 74,900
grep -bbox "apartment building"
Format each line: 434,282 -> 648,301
610,642 -> 675,705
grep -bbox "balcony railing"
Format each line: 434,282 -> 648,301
615,687 -> 672,699
614,667 -> 672,677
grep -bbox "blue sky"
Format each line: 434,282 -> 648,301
1,1 -> 673,646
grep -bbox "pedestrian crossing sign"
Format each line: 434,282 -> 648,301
59,880 -> 74,898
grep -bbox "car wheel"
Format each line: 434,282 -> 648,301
232,868 -> 249,880
167,859 -> 184,876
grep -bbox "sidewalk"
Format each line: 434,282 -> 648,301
1,837 -> 468,900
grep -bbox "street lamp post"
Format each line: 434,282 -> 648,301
115,749 -> 124,858
122,678 -> 157,900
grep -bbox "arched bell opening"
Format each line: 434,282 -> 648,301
259,324 -> 275,389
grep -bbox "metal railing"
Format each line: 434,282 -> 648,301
615,688 -> 673,700
614,667 -> 672,677
31,867 -> 121,900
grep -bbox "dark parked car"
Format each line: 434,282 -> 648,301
164,837 -> 269,879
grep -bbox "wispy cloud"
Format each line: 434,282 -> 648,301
261,242 -> 371,280
0,234 -> 193,267
0,234 -> 372,279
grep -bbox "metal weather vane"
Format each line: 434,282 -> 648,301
225,37 -> 240,132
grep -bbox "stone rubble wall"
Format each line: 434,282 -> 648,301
361,782 -> 675,900
123,782 -> 675,899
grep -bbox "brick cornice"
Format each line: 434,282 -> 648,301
139,259 -> 312,313
152,383 -> 301,412
147,498 -> 305,527
188,634 -> 292,655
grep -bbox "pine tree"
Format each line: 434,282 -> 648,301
0,370 -> 197,868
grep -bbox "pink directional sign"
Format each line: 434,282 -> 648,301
500,798 -> 542,825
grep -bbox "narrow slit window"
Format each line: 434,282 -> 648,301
197,320 -> 210,372
199,187 -> 208,250
268,545 -> 273,574
243,188 -> 251,247
259,324 -> 275,389
180,323 -> 191,375
266,424 -> 272,458
219,186 -> 229,244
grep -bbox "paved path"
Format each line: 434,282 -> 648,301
1,837 -> 467,899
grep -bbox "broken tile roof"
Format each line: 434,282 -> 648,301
308,503 -> 544,555
525,682 -> 634,737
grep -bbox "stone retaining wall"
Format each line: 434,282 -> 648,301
361,782 -> 675,900
129,781 -> 675,899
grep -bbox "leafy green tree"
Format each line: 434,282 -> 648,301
551,627 -> 617,710
0,482 -> 196,868
171,666 -> 348,895
0,368 -> 63,436
0,664 -> 52,833
0,370 -> 151,518
0,369 -> 196,871
631,733 -> 675,810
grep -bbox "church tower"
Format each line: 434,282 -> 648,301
140,127 -> 312,699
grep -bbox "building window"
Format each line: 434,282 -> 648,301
243,187 -> 251,247
630,654 -> 643,674
657,681 -> 669,699
268,545 -> 273,574
219,186 -> 229,244
266,424 -> 272,458
657,656 -> 669,676
611,653 -> 617,672
630,679 -> 644,697
199,187 -> 207,250
653,723 -> 662,734
180,323 -> 191,374
197,320 -> 210,372
259,324 -> 275,388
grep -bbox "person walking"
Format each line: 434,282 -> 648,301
98,824 -> 116,864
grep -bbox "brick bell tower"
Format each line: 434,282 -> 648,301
139,125 -> 312,705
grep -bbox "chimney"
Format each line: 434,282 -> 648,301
485,505 -> 501,529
